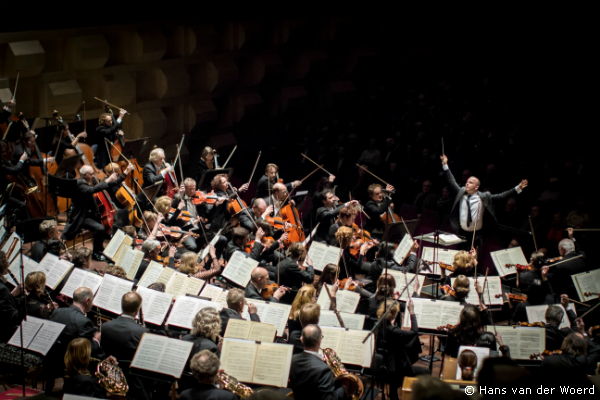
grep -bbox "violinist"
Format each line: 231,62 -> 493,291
61,163 -> 135,262
52,122 -> 86,167
255,163 -> 301,200
31,219 -> 59,263
122,225 -> 139,249
223,227 -> 265,262
137,148 -> 174,211
440,274 -> 492,328
508,265 -> 554,323
545,299 -> 578,351
314,189 -> 359,243
95,108 -> 126,169
364,183 -> 395,237
444,305 -> 488,358
516,251 -> 545,292
365,241 -> 419,290
546,227 -> 588,299
334,226 -> 375,279
239,198 -> 289,240
326,205 -> 357,245
156,194 -> 198,251
441,249 -> 482,286
11,131 -> 55,189
135,239 -> 176,281
177,246 -> 223,281
25,271 -> 57,319
103,162 -> 130,230
263,182 -> 290,218
0,250 -> 26,343
279,242 -> 315,304
195,146 -> 216,182
208,173 -> 248,232
245,266 -> 287,302
541,331 -> 600,376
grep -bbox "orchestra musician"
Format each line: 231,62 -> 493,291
288,324 -> 349,400
61,163 -> 135,262
326,205 -> 357,245
440,154 -> 528,244
545,299 -> 578,351
334,226 -> 375,279
101,291 -> 151,400
314,189 -> 359,243
218,289 -> 260,337
95,108 -> 126,169
263,182 -> 290,218
223,227 -> 265,262
255,163 -> 302,200
62,338 -> 106,398
365,241 -> 419,290
279,243 -> 315,304
137,147 -> 174,211
508,265 -> 554,323
51,122 -> 86,167
136,239 -> 177,281
30,220 -> 59,262
541,331 -> 600,376
245,266 -> 287,302
1,140 -> 29,217
11,131 -> 54,189
288,285 -> 317,334
208,173 -> 248,232
0,250 -> 25,343
177,249 -> 223,281
181,350 -> 237,400
441,249 -> 482,286
546,227 -> 588,299
364,183 -> 396,237
288,303 -> 321,354
103,162 -> 131,230
195,146 -> 216,183
25,271 -> 57,319
239,198 -> 290,240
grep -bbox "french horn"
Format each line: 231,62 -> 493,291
321,347 -> 364,400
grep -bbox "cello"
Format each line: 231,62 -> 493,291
159,135 -> 184,199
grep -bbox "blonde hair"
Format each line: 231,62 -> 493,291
105,265 -> 127,279
335,226 -> 353,249
25,271 -> 46,293
39,219 -> 57,235
122,225 -> 136,238
191,307 -> 221,340
103,162 -> 120,175
178,252 -> 199,275
144,211 -> 157,223
155,196 -> 172,215
149,148 -> 165,164
290,285 -> 316,320
64,338 -> 91,378
72,247 -> 92,268
299,303 -> 321,327
453,251 -> 475,272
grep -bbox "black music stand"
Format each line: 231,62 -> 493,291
197,168 -> 233,190
15,216 -> 55,244
142,181 -> 163,203
117,137 -> 148,162
48,175 -> 78,223
54,154 -> 83,178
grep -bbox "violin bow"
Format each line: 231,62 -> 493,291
279,164 -> 322,208
247,151 -> 261,185
10,69 -> 19,103
441,137 -> 445,157
171,135 -> 185,188
301,153 -> 334,176
574,300 -> 600,322
94,97 -> 130,114
106,138 -> 133,164
129,179 -> 161,238
227,182 -> 259,232
221,145 -> 238,169
177,144 -> 185,186
545,254 -> 584,268
355,164 -> 394,189
529,216 -> 538,251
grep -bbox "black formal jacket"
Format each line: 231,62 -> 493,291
95,119 -> 122,168
255,175 -> 293,200
541,338 -> 600,376
219,308 -> 260,337
63,373 -> 106,398
547,241 -> 589,298
11,142 -> 44,167
101,315 -> 148,362
50,306 -> 100,356
181,334 -> 219,369
0,158 -> 23,192
315,204 -> 344,242
195,159 -> 214,183
223,241 -> 263,262
136,161 -> 165,207
207,189 -> 232,232
26,292 -> 51,320
443,167 -> 517,234
180,383 -> 238,400
366,254 -> 417,289
30,239 -> 47,263
379,314 -> 420,373
279,258 -> 315,304
62,174 -> 127,239
544,309 -> 577,351
364,196 -> 393,234
289,351 -> 347,400
0,280 -> 26,343
244,282 -> 279,302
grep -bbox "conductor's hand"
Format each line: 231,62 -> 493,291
255,227 -> 265,242
247,302 -> 258,315
440,155 -> 448,165
19,152 -> 28,162
518,179 -> 528,190
106,173 -> 118,183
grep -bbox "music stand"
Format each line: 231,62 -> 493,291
54,154 -> 83,178
117,137 -> 148,162
16,216 -> 56,244
0,183 -> 15,208
142,181 -> 163,203
197,168 -> 233,190
2,120 -> 22,142
48,175 -> 78,223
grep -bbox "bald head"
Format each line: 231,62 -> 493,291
253,198 -> 267,216
272,183 -> 286,199
121,291 -> 142,315
301,324 -> 322,351
251,267 -> 269,289
73,287 -> 94,312
465,176 -> 480,195
79,165 -> 94,176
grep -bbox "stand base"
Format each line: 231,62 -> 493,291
419,355 -> 440,362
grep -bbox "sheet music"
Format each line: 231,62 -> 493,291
455,346 -> 489,380
526,304 -> 573,330
104,229 -> 126,260
137,261 -> 165,288
1,232 -> 20,264
317,286 -> 333,310
199,228 -> 222,260
450,277 -> 503,306
393,234 -> 414,265
490,247 -> 527,277
320,326 -> 373,367
319,311 -> 365,330
8,317 -> 65,356
167,296 -> 222,329
156,267 -> 175,285
224,319 -> 277,343
165,273 -> 205,299
307,242 -> 342,272
439,234 -> 462,245
200,284 -> 224,301
220,339 -> 258,383
403,298 -> 463,329
60,268 -> 103,298
386,271 -> 425,301
252,343 -> 293,387
335,290 -> 361,313
221,251 -> 258,287
119,248 -> 144,281
486,326 -> 545,359
136,286 -> 173,326
7,254 -> 38,285
421,247 -> 460,275
131,333 -> 193,378
36,253 -> 73,290
242,299 -> 291,337
572,269 -> 600,302
93,274 -> 134,314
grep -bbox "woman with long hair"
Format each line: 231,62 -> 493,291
63,338 -> 105,398
288,285 -> 317,334
445,305 -> 484,358
177,247 -> 222,281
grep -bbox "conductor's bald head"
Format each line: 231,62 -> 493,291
73,287 -> 94,313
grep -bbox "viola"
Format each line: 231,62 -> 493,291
266,216 -> 285,230
507,293 -> 528,303
338,278 -> 362,291
192,190 -> 229,205
169,207 -> 193,224
348,238 -> 376,257
244,236 -> 276,253
545,256 -> 563,264
506,263 -> 532,272
440,284 -> 456,297
352,224 -> 372,240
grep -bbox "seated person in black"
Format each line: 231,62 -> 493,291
476,331 -> 511,358
63,338 -> 107,398
541,331 -> 600,376
25,271 -> 57,319
441,249 -> 483,286
544,298 -> 578,351
0,250 -> 26,343
334,226 -> 374,279
365,241 -> 419,292
219,288 -> 260,337
516,251 -> 545,292
445,305 -> 493,358
135,239 -> 176,281
508,265 -> 554,323
195,146 -> 216,183
244,266 -> 286,302
279,242 -> 315,304
102,162 -> 131,231
31,219 -> 60,263
223,227 -> 265,262
180,350 -> 237,400
51,123 -> 86,175
364,183 -> 395,238
289,303 -> 321,354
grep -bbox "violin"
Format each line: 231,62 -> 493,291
506,263 -> 532,272
169,207 -> 193,223
266,216 -> 285,230
506,293 -> 528,303
517,321 -> 545,327
158,224 -> 199,239
244,236 -> 276,253
192,190 -> 229,205
545,256 -> 563,264
338,278 -> 362,291
583,292 -> 600,297
260,283 -> 281,300
437,323 -> 458,331
352,223 -> 372,240
440,284 -> 456,297
530,350 -> 563,360
438,262 -> 455,272
348,238 -> 376,257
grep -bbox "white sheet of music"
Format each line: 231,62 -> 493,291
403,298 -> 463,329
8,317 -> 65,356
393,234 -> 414,265
421,247 -> 460,275
450,277 -> 503,306
93,274 -> 134,314
526,304 -> 574,330
131,333 -> 193,378
242,299 -> 291,337
103,229 -> 126,260
317,286 -> 332,310
319,310 -> 365,330
200,284 -> 224,301
136,286 -> 173,326
60,268 -> 103,298
199,228 -> 223,260
36,253 -> 73,290
1,232 -> 20,264
137,261 -> 165,288
167,296 -> 222,329
486,326 -> 545,360
335,290 -> 361,314
455,346 -> 489,380
490,247 -> 527,277
7,254 -> 39,285
307,241 -> 342,272
222,251 -> 259,287
224,319 -> 277,343
320,326 -> 374,367
220,339 -> 258,383
165,272 -> 205,299
572,269 -> 600,302
119,248 -> 144,281
386,271 -> 425,301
